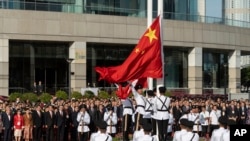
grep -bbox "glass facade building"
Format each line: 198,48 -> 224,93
0,0 -> 246,96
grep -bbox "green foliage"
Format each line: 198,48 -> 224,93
165,91 -> 172,97
39,93 -> 52,103
83,90 -> 95,99
9,92 -> 22,102
21,93 -> 38,102
98,90 -> 111,99
55,90 -> 68,100
71,91 -> 83,100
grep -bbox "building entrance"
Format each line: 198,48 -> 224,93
9,40 -> 70,95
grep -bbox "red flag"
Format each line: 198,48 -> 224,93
95,16 -> 162,83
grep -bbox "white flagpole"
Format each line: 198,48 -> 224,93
156,0 -> 164,89
147,0 -> 153,90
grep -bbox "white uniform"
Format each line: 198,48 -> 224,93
188,113 -> 202,132
104,112 -> 118,134
90,131 -> 100,141
121,98 -> 133,116
133,129 -> 144,141
136,134 -> 156,141
180,132 -> 199,141
143,97 -> 154,119
210,127 -> 227,141
132,86 -> 146,115
173,129 -> 188,141
221,129 -> 230,141
77,111 -> 90,133
92,133 -> 112,141
153,95 -> 170,120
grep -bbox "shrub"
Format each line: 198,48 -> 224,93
98,90 -> 110,99
165,91 -> 172,97
9,92 -> 22,102
39,93 -> 52,103
55,90 -> 68,100
83,90 -> 95,99
21,93 -> 38,103
71,91 -> 83,100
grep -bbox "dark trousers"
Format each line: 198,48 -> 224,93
122,114 -> 132,141
134,113 -> 143,131
71,127 -> 78,141
152,118 -> 157,136
33,126 -> 42,141
57,125 -> 65,141
156,119 -> 169,141
3,128 -> 12,141
46,127 -> 54,141
78,132 -> 88,141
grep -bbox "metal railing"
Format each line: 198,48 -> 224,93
1,1 -> 250,28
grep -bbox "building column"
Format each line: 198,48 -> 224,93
0,39 -> 9,96
188,47 -> 202,95
229,50 -> 241,93
69,42 -> 87,92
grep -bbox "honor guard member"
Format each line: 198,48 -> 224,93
90,120 -> 101,141
154,85 -> 170,141
181,120 -> 199,141
210,116 -> 227,141
131,82 -> 146,131
121,98 -> 134,141
136,122 -> 156,141
151,87 -> 157,136
222,119 -> 235,141
104,106 -> 118,137
133,118 -> 145,141
189,106 -> 202,135
173,119 -> 189,141
92,120 -> 112,141
143,90 -> 155,124
77,105 -> 90,141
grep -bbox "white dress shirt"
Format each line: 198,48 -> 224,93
131,86 -> 146,115
90,131 -> 100,141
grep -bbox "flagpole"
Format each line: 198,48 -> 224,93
156,0 -> 164,88
147,0 -> 153,90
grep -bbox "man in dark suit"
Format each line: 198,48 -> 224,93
45,105 -> 55,141
71,106 -> 79,141
55,105 -> 66,141
33,105 -> 43,141
2,106 -> 13,141
37,81 -> 43,95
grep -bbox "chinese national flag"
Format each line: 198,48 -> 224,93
95,16 -> 162,83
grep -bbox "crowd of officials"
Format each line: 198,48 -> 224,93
0,83 -> 250,141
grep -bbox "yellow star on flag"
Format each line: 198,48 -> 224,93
135,48 -> 140,53
144,27 -> 158,43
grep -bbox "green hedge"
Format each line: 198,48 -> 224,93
21,93 -> 38,103
9,92 -> 22,102
98,90 -> 110,99
55,90 -> 68,100
71,91 -> 83,100
39,93 -> 52,103
83,90 -> 95,99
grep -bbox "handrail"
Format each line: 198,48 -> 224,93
1,1 -> 250,28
